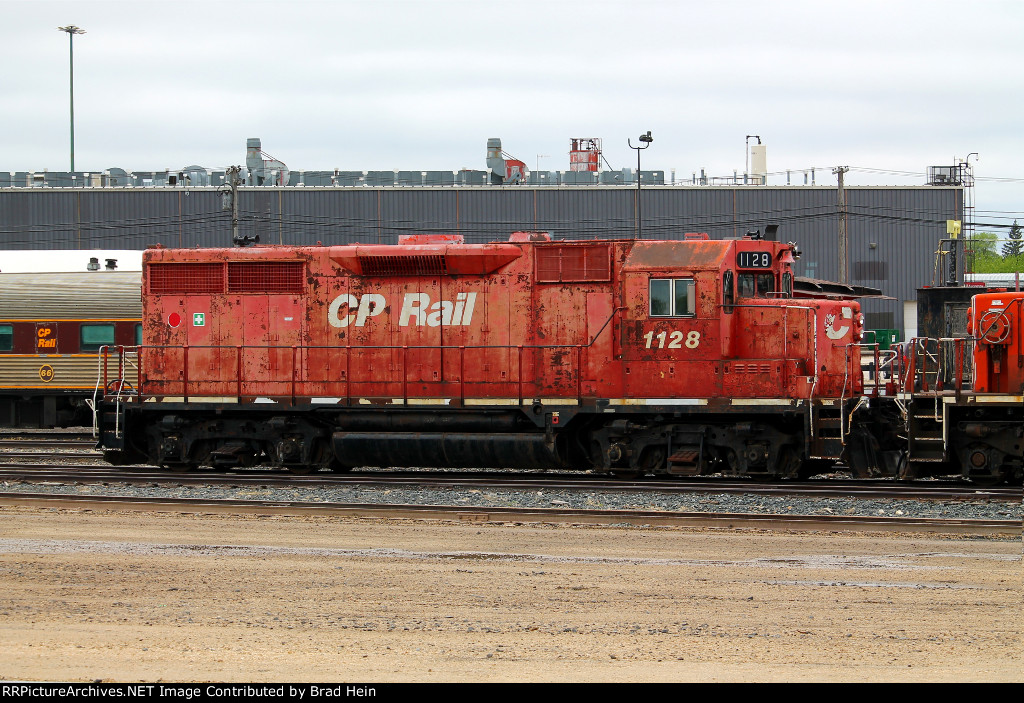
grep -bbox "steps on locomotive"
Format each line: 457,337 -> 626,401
907,411 -> 947,463
97,407 -> 127,449
806,410 -> 846,462
813,414 -> 843,437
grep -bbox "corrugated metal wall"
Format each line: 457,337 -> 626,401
0,185 -> 962,332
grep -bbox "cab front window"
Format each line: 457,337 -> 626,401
738,273 -> 775,298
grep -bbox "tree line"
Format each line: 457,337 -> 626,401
972,220 -> 1023,273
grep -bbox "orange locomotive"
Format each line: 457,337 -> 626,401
903,289 -> 1023,484
97,231 -> 884,477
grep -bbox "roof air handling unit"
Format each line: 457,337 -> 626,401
486,138 -> 526,185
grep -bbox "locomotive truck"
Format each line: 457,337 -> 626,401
96,230 -> 898,478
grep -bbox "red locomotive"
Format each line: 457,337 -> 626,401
903,289 -> 1023,484
97,230 -> 883,478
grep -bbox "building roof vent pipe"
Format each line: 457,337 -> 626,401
245,137 -> 290,186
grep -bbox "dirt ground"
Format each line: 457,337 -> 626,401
0,505 -> 1020,683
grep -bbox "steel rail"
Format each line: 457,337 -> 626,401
0,492 -> 1016,536
0,464 -> 1019,502
0,440 -> 95,450
0,464 -> 1018,502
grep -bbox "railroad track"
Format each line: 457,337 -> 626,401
0,463 -> 1018,502
0,491 -> 1016,537
0,430 -> 94,442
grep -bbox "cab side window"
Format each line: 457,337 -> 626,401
650,278 -> 696,317
0,324 -> 12,352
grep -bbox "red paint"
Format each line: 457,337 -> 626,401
968,291 -> 1024,394
138,234 -> 865,402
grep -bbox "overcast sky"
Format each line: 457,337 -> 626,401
4,0 -> 1023,228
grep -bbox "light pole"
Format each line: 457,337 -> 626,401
628,131 -> 653,239
57,25 -> 86,172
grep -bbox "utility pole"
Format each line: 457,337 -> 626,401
833,166 -> 849,283
222,166 -> 242,244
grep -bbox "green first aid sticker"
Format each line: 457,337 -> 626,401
193,313 -> 206,326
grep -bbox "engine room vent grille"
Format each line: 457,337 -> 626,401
227,261 -> 305,293
536,244 -> 611,283
358,255 -> 449,276
148,263 -> 224,294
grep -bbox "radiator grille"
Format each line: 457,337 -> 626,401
359,255 -> 448,276
148,263 -> 224,294
227,261 -> 305,293
536,245 -> 611,283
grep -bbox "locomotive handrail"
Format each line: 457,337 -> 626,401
93,344 -> 142,440
103,308 -> 625,407
904,336 -> 974,401
112,340 -> 606,406
98,302 -> 848,422
854,343 -> 899,398
905,337 -> 942,394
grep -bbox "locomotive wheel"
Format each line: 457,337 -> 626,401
798,459 -> 836,479
610,469 -> 642,480
638,446 -> 667,474
776,447 -> 803,480
163,462 -> 196,473
287,464 -> 315,475
897,456 -> 918,481
967,473 -> 1001,487
328,457 -> 353,473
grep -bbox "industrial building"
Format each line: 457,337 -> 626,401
0,138 -> 970,339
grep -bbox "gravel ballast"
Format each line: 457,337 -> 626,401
2,478 -> 1019,522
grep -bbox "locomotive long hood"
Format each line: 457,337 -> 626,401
329,243 -> 524,276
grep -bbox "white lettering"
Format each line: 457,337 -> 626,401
425,300 -> 454,327
330,292 -> 478,328
399,293 -> 430,326
328,294 -> 358,328
354,294 -> 386,326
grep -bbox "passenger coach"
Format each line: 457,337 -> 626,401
0,271 -> 141,427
